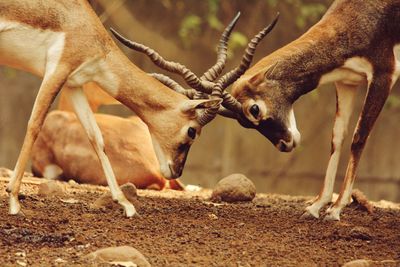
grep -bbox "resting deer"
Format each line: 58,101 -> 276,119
31,83 -> 184,190
0,1 -> 277,217
231,0 -> 400,220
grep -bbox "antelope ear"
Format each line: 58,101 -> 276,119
180,99 -> 222,113
248,72 -> 264,87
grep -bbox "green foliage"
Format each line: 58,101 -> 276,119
265,0 -> 328,29
207,0 -> 223,31
266,0 -> 279,7
227,32 -> 248,58
385,95 -> 400,110
296,3 -> 327,29
179,15 -> 202,48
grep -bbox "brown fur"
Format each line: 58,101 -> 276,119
32,84 -> 184,190
232,0 -> 400,219
31,111 -> 176,190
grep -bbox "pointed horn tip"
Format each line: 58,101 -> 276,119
229,12 -> 241,28
234,11 -> 241,20
272,12 -> 280,24
109,27 -> 124,40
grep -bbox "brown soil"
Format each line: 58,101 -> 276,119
0,175 -> 399,267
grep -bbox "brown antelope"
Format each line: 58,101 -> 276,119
0,1 -> 276,217
30,12 -> 278,191
31,84 -> 184,190
231,0 -> 400,220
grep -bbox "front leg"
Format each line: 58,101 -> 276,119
7,67 -> 70,215
65,87 -> 137,218
303,82 -> 357,218
325,72 -> 393,221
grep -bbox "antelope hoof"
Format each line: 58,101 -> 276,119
9,195 -> 21,215
301,207 -> 320,219
324,207 -> 341,221
122,202 -> 138,218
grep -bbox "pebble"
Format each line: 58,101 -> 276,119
211,173 -> 256,203
342,259 -> 372,267
349,226 -> 372,240
38,180 -> 65,197
90,183 -> 137,210
85,246 -> 150,267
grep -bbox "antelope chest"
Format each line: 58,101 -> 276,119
0,19 -> 65,77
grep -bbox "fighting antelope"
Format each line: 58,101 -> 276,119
32,84 -> 184,190
231,0 -> 400,220
0,0 -> 227,217
0,1 -> 276,217
32,12 -> 278,191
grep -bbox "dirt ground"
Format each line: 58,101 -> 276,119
0,173 -> 399,267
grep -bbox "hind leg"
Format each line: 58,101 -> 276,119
303,82 -> 357,218
325,73 -> 392,221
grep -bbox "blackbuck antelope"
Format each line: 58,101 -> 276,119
0,1 -> 277,217
231,0 -> 400,220
31,12 -> 279,190
32,83 -> 184,191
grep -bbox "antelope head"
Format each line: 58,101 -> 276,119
110,12 -> 280,161
231,51 -> 302,152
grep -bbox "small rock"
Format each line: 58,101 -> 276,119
349,227 -> 372,240
351,189 -> 374,213
85,246 -> 150,267
211,173 -> 256,203
91,183 -> 137,210
54,258 -> 67,264
0,167 -> 12,177
68,179 -> 79,186
208,213 -> 218,220
342,259 -> 372,267
121,183 -> 137,201
38,180 -> 64,197
15,251 -> 26,258
16,260 -> 27,267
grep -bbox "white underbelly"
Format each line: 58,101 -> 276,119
0,19 -> 65,77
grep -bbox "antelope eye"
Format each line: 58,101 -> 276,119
250,104 -> 260,119
188,127 -> 196,139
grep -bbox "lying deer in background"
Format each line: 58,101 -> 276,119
31,83 -> 184,190
0,0 -> 277,217
231,0 -> 400,220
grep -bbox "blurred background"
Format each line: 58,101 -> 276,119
1,0 -> 400,201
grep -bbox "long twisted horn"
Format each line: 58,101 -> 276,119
148,73 -> 197,99
200,12 -> 241,81
215,13 -> 280,114
110,28 -> 211,94
219,13 -> 280,89
196,13 -> 279,124
149,74 -> 238,120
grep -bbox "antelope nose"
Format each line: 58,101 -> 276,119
168,164 -> 183,179
277,139 -> 294,152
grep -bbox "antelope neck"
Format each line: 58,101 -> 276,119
107,51 -> 187,120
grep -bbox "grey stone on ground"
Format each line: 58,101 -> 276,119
38,180 -> 65,197
211,173 -> 256,203
85,246 -> 151,267
342,259 -> 372,267
90,183 -> 137,210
